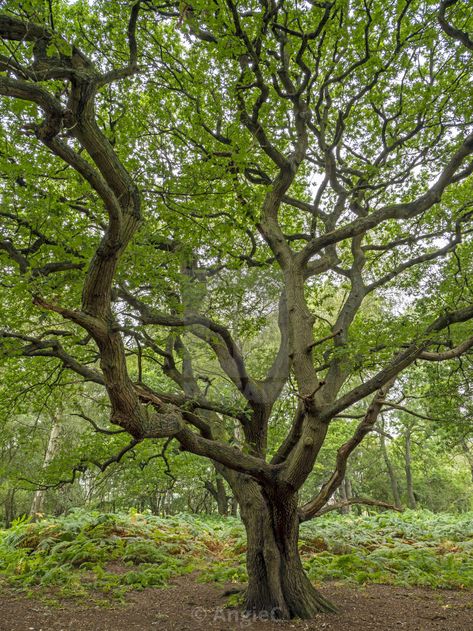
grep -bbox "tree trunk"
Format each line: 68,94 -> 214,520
215,475 -> 229,516
379,430 -> 402,509
230,495 -> 238,516
338,478 -> 349,514
342,478 -> 354,513
404,430 -> 417,509
236,479 -> 336,619
460,439 -> 473,484
4,488 -> 16,528
205,475 -> 230,516
30,415 -> 61,518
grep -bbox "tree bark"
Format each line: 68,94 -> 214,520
404,429 -> 417,509
379,429 -> 402,509
460,439 -> 473,484
205,474 -> 229,516
236,479 -> 336,618
4,488 -> 16,528
30,414 -> 61,518
338,477 -> 352,514
230,495 -> 238,516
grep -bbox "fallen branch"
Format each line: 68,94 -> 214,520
314,497 -> 403,516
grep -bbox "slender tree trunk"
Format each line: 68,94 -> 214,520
165,490 -> 172,515
4,488 -> 16,528
404,430 -> 417,509
379,430 -> 402,508
230,495 -> 238,516
338,478 -> 350,514
205,474 -> 229,515
235,479 -> 336,619
460,439 -> 473,484
30,415 -> 61,518
215,475 -> 228,516
344,478 -> 353,511
156,492 -> 163,515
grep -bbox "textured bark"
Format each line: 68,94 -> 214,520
236,479 -> 336,619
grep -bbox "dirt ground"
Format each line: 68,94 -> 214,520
1,577 -> 472,631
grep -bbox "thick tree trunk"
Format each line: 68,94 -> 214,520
237,480 -> 336,619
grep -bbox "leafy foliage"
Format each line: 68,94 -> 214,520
1,509 -> 472,603
0,509 -> 198,600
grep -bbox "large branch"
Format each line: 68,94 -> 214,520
0,328 -> 247,425
322,304 -> 473,420
0,11 -> 156,441
0,14 -> 50,41
174,426 -> 278,483
299,379 -> 394,522
438,0 -> 473,51
118,287 -> 264,404
0,329 -> 274,478
298,131 -> 473,265
0,75 -> 63,115
419,335 -> 473,361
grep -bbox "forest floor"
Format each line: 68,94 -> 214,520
1,575 -> 472,631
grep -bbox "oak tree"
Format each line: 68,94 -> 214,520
1,0 -> 472,617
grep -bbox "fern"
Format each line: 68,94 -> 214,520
0,508 -> 472,602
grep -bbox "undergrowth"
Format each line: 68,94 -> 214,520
0,509 -> 472,603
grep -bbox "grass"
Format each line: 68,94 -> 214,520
0,508 -> 472,603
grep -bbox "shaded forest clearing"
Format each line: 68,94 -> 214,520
0,511 -> 472,629
1,579 -> 473,631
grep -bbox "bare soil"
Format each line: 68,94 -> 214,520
0,577 -> 472,631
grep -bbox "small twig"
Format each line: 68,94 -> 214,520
308,328 -> 342,351
71,411 -> 127,435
